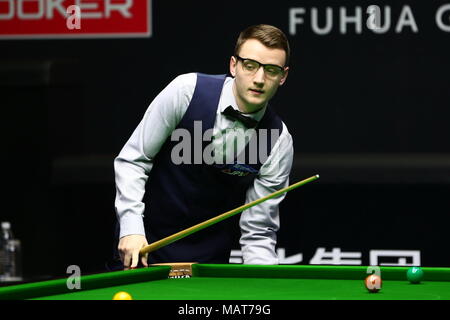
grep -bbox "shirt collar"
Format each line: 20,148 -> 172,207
220,77 -> 267,122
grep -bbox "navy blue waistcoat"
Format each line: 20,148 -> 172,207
117,73 -> 284,265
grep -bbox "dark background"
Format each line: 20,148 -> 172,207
1,0 -> 449,280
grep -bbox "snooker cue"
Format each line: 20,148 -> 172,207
139,174 -> 319,256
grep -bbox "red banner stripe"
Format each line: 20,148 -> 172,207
0,0 -> 151,39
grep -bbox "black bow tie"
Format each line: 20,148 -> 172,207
222,106 -> 258,128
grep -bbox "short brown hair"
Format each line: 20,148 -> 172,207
234,24 -> 290,67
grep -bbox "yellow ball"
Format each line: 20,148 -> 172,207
112,291 -> 133,300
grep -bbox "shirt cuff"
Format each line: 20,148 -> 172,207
241,245 -> 279,265
118,213 -> 146,238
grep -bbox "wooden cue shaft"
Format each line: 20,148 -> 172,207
139,174 -> 319,256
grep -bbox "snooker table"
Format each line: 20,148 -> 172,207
0,264 -> 449,300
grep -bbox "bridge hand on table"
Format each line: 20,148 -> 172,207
118,234 -> 149,270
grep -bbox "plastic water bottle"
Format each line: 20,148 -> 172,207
0,222 -> 22,282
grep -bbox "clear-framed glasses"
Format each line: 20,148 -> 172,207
235,55 -> 285,79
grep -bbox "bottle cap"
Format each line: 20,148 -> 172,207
1,222 -> 11,229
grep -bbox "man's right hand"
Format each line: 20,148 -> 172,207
118,235 -> 149,270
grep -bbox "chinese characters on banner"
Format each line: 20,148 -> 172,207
230,248 -> 421,266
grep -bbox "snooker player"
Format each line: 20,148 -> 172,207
112,24 -> 294,270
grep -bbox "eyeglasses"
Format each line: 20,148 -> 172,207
235,55 -> 285,79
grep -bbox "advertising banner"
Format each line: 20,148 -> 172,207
0,0 -> 152,39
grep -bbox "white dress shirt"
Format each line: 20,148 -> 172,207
114,73 -> 294,264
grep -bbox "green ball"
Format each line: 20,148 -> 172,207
407,267 -> 424,284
